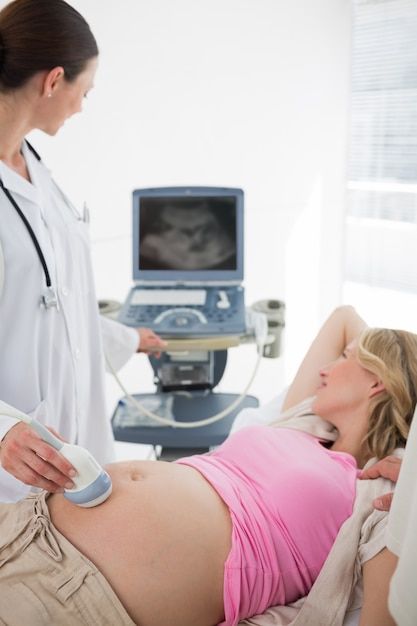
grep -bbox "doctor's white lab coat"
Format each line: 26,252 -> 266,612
0,142 -> 138,502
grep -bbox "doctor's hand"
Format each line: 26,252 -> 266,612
359,455 -> 402,511
136,327 -> 167,357
0,423 -> 77,493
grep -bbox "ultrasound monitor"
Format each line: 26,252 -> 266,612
132,187 -> 244,283
119,187 -> 246,336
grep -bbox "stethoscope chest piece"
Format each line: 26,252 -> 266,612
41,286 -> 59,310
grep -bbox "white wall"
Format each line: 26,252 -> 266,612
25,0 -> 352,409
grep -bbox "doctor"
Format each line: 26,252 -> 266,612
0,0 -> 166,502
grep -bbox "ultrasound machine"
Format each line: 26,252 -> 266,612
113,187 -> 262,458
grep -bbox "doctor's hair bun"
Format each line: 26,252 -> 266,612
0,0 -> 98,92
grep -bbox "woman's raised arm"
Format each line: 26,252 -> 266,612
282,305 -> 367,412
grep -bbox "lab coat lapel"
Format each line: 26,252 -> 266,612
0,159 -> 42,207
21,140 -> 53,208
23,147 -> 53,206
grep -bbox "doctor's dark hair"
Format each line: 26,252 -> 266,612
0,0 -> 98,92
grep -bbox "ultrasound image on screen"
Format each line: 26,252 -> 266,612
138,196 -> 237,271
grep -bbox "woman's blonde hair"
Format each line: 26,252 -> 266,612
357,328 -> 417,459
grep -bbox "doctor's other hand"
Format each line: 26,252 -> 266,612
359,455 -> 402,511
0,422 -> 77,493
136,327 -> 167,357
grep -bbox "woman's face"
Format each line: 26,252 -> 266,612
40,57 -> 98,135
312,341 -> 380,422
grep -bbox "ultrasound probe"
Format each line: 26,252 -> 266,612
0,400 -> 112,507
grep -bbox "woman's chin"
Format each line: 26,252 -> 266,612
40,122 -> 64,136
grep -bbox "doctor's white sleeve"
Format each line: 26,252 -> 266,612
100,315 -> 140,372
386,414 -> 417,626
0,415 -> 20,442
0,401 -> 52,442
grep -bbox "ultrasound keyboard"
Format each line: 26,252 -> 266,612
118,286 -> 246,337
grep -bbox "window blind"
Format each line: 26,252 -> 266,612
345,0 -> 417,292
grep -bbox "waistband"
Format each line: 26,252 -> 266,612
0,492 -> 135,626
0,491 -> 62,568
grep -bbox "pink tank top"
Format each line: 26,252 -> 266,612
177,426 -> 358,624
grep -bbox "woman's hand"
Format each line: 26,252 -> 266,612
0,422 -> 76,493
359,456 -> 402,511
136,328 -> 167,356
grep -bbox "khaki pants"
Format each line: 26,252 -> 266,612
0,492 -> 135,626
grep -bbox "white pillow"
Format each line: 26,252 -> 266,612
230,389 -> 288,435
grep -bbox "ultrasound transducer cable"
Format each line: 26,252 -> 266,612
106,310 -> 269,428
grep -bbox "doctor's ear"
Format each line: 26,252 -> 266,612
42,66 -> 65,98
369,379 -> 385,398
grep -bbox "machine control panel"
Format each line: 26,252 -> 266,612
118,286 -> 246,336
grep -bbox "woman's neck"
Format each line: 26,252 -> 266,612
330,415 -> 371,467
331,436 -> 368,468
0,96 -> 33,165
324,403 -> 370,467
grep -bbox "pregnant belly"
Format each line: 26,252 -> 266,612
48,460 -> 232,626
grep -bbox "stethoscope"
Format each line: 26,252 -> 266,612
0,140 -> 89,310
